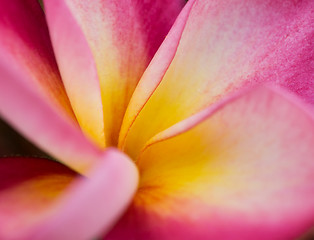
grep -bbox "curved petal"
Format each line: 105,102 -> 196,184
107,87 -> 314,239
0,50 -> 101,173
43,0 -> 105,147
0,0 -> 74,118
43,0 -> 185,146
27,149 -> 139,240
121,0 -> 314,159
119,0 -> 196,150
0,149 -> 138,240
0,157 -> 77,240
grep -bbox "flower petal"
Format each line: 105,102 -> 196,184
0,0 -> 74,118
43,0 -> 185,146
119,0 -> 196,151
0,149 -> 138,240
121,0 -> 314,158
0,51 -> 101,173
43,0 -> 105,147
108,87 -> 314,239
0,157 -> 77,239
27,149 -> 138,240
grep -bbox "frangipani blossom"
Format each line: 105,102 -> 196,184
0,0 -> 313,239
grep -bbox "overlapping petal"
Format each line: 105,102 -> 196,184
1,1 -> 313,239
0,157 -> 76,239
119,0 -> 196,152
0,50 -> 101,173
108,87 -> 314,239
43,0 -> 185,146
0,0 -> 74,118
120,0 -> 314,159
0,149 -> 138,240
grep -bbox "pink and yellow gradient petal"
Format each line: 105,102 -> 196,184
0,149 -> 138,240
0,50 -> 101,173
0,157 -> 76,240
0,0 -> 74,118
43,0 -> 184,146
108,87 -> 314,240
121,0 -> 314,158
44,0 -> 105,147
119,0 -> 196,152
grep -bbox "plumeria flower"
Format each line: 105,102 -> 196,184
0,0 -> 313,239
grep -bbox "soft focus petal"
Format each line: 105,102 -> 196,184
0,0 -> 74,118
44,0 -> 184,146
0,157 -> 77,239
108,87 -> 314,240
43,0 -> 105,147
121,0 -> 314,158
0,149 -> 138,240
0,51 -> 101,173
27,149 -> 138,240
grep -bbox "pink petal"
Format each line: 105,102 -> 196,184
121,0 -> 314,159
119,0 -> 196,151
0,0 -> 74,118
107,86 -> 314,240
43,0 -> 184,146
0,157 -> 77,239
0,50 -> 101,173
43,0 -> 105,147
0,149 -> 138,240
27,149 -> 138,240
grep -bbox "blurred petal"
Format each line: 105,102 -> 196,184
0,51 -> 101,173
0,0 -> 74,118
43,0 -> 105,147
0,157 -> 77,239
121,0 -> 314,158
44,0 -> 184,146
0,149 -> 138,240
108,87 -> 314,240
27,149 -> 138,240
